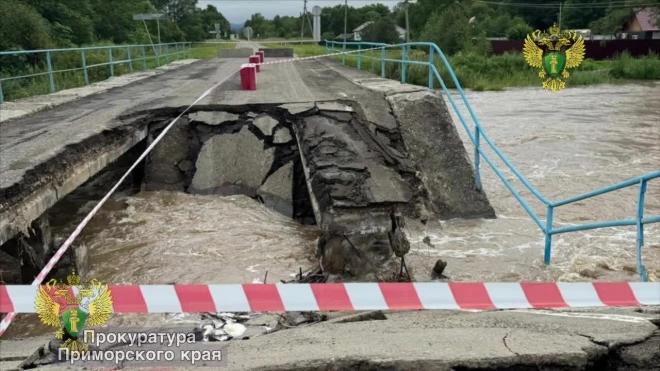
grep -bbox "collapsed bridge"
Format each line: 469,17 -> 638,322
0,53 -> 493,284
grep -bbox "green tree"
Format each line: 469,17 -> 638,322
25,0 -> 95,45
561,0 -> 608,29
200,5 -> 230,39
245,13 -> 270,37
502,0 -> 560,29
153,0 -> 197,22
506,18 -> 533,39
420,5 -> 470,55
0,0 -> 53,51
362,16 -> 401,44
89,0 -> 152,44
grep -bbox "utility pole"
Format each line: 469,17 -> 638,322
344,0 -> 348,38
300,0 -> 314,43
301,0 -> 307,42
157,16 -> 162,57
405,0 -> 410,44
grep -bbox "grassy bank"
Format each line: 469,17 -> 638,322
0,44 -> 191,102
288,44 -> 660,91
189,42 -> 238,59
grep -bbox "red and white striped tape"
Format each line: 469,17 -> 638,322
1,283 -> 658,320
257,45 -> 391,66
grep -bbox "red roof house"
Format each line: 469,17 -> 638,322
624,8 -> 660,39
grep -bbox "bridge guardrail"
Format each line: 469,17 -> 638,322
325,40 -> 658,282
0,42 -> 191,104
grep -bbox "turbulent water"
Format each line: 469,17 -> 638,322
408,82 -> 660,282
4,83 -> 659,339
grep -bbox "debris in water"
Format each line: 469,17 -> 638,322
432,258 -> 448,278
281,266 -> 328,284
199,313 -> 250,341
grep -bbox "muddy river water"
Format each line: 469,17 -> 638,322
4,83 -> 659,338
408,82 -> 660,283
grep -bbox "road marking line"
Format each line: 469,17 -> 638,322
511,309 -> 653,323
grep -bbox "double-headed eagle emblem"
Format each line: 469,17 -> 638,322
523,23 -> 586,92
35,270 -> 113,353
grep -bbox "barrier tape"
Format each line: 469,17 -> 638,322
1,283 -> 658,314
256,45 -> 389,67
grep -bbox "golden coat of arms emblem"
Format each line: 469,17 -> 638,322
523,23 -> 586,92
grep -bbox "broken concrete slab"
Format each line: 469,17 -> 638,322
252,115 -> 279,136
178,159 -> 194,172
358,79 -> 427,96
189,111 -> 239,125
273,127 -> 293,144
321,111 -> 353,122
189,126 -> 275,197
297,115 -> 412,215
294,112 -> 420,278
0,361 -> 22,371
316,101 -> 353,112
388,90 -> 495,219
364,165 -> 413,204
279,102 -> 316,115
0,336 -> 51,360
143,118 -> 194,191
257,162 -> 294,218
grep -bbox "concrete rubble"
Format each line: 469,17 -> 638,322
188,111 -> 239,126
252,115 -> 279,136
189,126 -> 275,197
273,127 -> 293,144
279,102 -> 316,116
256,162 -> 294,218
387,90 -> 495,219
144,118 -> 197,192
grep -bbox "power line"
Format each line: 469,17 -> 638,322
200,0 -> 402,2
476,1 -> 659,9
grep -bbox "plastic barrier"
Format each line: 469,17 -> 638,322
240,63 -> 257,90
248,56 -> 260,72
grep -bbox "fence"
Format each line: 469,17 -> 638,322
326,40 -> 659,282
0,42 -> 191,104
490,39 -> 660,60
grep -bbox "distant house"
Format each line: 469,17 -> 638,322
622,8 -> 660,39
349,21 -> 407,41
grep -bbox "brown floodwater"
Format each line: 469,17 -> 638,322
4,83 -> 659,339
408,82 -> 660,283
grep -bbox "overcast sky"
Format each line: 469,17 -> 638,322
197,0 -> 400,24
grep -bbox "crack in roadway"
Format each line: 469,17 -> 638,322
575,332 -> 610,348
502,332 -> 520,357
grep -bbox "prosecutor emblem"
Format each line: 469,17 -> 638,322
35,270 -> 113,353
523,23 -> 586,92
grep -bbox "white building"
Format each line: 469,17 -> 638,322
352,21 -> 407,41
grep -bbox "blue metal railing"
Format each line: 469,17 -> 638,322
325,40 -> 659,282
0,42 -> 192,104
